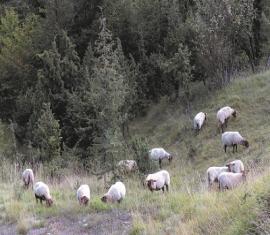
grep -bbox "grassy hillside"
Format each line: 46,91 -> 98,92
1,71 -> 270,234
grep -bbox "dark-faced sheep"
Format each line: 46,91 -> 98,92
222,131 -> 249,153
101,181 -> 126,203
77,184 -> 90,206
193,112 -> 207,131
149,148 -> 173,168
145,170 -> 170,193
218,171 -> 246,190
33,181 -> 53,207
117,160 -> 138,174
207,166 -> 229,189
217,106 -> 236,132
22,168 -> 34,189
226,159 -> 244,173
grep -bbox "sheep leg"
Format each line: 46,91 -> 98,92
236,144 -> 238,152
224,145 -> 227,153
162,187 -> 165,193
165,184 -> 169,192
117,198 -> 122,203
159,159 -> 162,169
35,194 -> 38,204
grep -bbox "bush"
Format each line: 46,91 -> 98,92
131,136 -> 158,176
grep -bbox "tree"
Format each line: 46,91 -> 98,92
87,19 -> 131,178
0,9 -> 39,120
161,44 -> 193,103
33,103 -> 61,163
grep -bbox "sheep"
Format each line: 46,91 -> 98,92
216,106 -> 236,132
33,181 -> 53,206
218,171 -> 246,190
101,181 -> 126,203
193,112 -> 207,131
226,159 -> 244,173
77,184 -> 90,206
222,131 -> 249,153
149,148 -> 173,168
22,168 -> 34,189
145,170 -> 170,192
207,166 -> 229,188
117,160 -> 138,173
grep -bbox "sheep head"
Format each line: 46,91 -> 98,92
147,179 -> 157,191
232,110 -> 237,117
168,155 -> 173,162
80,196 -> 89,205
204,113 -> 207,120
46,198 -> 53,207
241,140 -> 249,148
225,163 -> 232,172
101,194 -> 112,203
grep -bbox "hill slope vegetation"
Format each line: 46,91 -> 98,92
1,71 -> 270,234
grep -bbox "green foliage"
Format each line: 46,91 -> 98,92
33,103 -> 61,164
0,8 -> 39,119
131,136 -> 158,175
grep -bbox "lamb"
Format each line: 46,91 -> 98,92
193,112 -> 207,131
226,159 -> 244,173
222,131 -> 249,153
77,184 -> 90,206
207,166 -> 229,188
218,171 -> 246,190
33,181 -> 53,206
216,106 -> 236,132
145,170 -> 170,192
149,148 -> 173,168
22,168 -> 34,189
101,181 -> 126,203
117,160 -> 138,173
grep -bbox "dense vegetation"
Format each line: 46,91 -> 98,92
0,0 -> 270,189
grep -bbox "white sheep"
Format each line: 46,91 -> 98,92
226,159 -> 244,173
145,170 -> 170,192
33,181 -> 53,206
193,112 -> 207,131
149,148 -> 173,168
206,166 -> 229,188
77,184 -> 90,206
218,171 -> 246,190
22,168 -> 34,189
222,131 -> 249,153
101,181 -> 126,203
216,106 -> 236,132
117,160 -> 138,173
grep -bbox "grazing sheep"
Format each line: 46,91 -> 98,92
218,171 -> 246,190
207,166 -> 229,188
101,181 -> 126,203
149,148 -> 173,168
117,160 -> 138,173
22,168 -> 34,189
193,112 -> 207,131
226,159 -> 244,173
77,184 -> 90,206
222,131 -> 249,153
217,106 -> 236,132
33,181 -> 53,206
145,170 -> 170,192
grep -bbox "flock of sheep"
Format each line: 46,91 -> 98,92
195,106 -> 249,190
19,105 -> 248,208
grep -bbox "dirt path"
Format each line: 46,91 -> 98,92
0,209 -> 132,235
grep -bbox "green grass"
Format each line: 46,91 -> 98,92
1,71 -> 270,234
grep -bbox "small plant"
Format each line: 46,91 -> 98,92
131,136 -> 158,176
